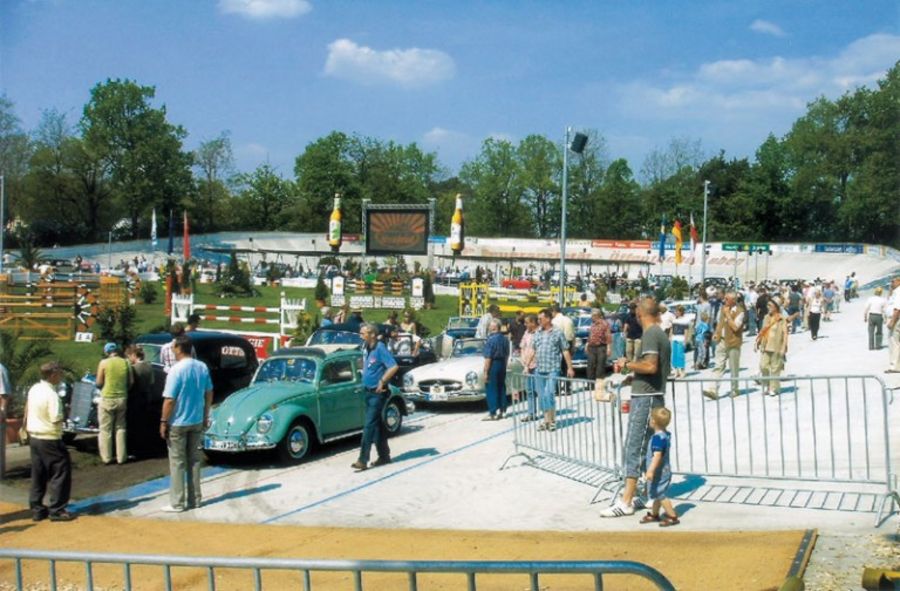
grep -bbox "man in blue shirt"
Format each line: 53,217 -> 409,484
353,323 -> 398,471
160,336 -> 213,512
483,319 -> 510,420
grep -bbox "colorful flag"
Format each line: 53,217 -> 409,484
673,220 -> 683,265
183,211 -> 191,261
167,210 -> 174,255
658,215 -> 666,262
151,209 -> 158,249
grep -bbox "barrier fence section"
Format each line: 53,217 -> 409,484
501,374 -> 624,503
502,372 -> 898,526
171,293 -> 306,339
0,549 -> 677,591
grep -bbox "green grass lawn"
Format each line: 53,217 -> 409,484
22,283 -> 462,377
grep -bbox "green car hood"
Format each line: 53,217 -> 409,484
208,381 -> 313,437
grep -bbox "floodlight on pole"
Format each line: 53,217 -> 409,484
559,128 -> 588,308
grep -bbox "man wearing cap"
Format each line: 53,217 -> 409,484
27,361 -> 75,521
96,342 -> 132,465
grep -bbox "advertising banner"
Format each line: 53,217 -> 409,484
814,244 -> 864,254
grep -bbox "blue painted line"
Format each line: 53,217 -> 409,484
263,425 -> 514,524
71,466 -> 232,514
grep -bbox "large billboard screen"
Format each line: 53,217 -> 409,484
366,209 -> 430,255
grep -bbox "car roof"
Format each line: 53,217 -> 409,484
268,346 -> 359,359
136,331 -> 254,345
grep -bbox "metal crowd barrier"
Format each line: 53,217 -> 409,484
502,372 -> 898,526
501,373 -> 624,503
0,548 -> 677,591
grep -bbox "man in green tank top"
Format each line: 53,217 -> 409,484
96,342 -> 132,464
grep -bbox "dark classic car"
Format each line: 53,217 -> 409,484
204,347 -> 414,463
63,331 -> 259,455
305,324 -> 437,387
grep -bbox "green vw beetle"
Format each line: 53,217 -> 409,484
203,347 -> 414,464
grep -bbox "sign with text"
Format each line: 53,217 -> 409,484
366,208 -> 429,255
814,243 -> 864,254
722,243 -> 771,253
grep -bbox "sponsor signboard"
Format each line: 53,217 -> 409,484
722,243 -> 771,253
331,275 -> 344,295
772,244 -> 801,253
411,277 -> 424,297
243,334 -> 291,360
591,239 -> 652,249
651,242 -> 692,251
814,243 -> 864,254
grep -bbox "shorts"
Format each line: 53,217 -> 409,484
623,394 -> 664,479
647,467 -> 672,501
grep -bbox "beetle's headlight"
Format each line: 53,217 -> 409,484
403,373 -> 414,389
465,371 -> 479,386
256,413 -> 273,434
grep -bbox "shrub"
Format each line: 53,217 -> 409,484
314,275 -> 329,302
140,282 -> 158,304
423,273 -> 435,308
216,252 -> 257,297
0,331 -> 53,417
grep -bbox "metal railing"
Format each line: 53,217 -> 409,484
0,548 -> 677,591
502,371 -> 899,526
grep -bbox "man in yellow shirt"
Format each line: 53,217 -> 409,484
96,342 -> 132,464
27,361 -> 75,522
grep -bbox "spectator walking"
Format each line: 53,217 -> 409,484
586,308 -> 612,380
601,297 -> 670,518
638,407 -> 679,527
482,319 -> 510,420
693,312 -> 711,369
27,361 -> 75,521
703,292 -> 745,400
533,309 -> 575,432
160,336 -> 213,512
756,299 -> 789,396
126,344 -> 155,406
823,283 -> 835,321
624,303 -> 643,362
864,287 -> 887,350
95,342 -> 132,465
352,323 -> 398,470
519,314 -> 539,422
886,277 -> 900,373
787,285 -> 803,333
808,289 -> 824,340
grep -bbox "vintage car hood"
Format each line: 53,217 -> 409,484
210,381 -> 313,436
407,355 -> 482,382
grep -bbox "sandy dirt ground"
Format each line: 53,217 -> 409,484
0,502 -> 809,591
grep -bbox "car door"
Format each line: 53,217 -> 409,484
317,358 -> 364,437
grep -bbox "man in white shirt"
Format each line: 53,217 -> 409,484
475,305 -> 501,339
659,304 -> 676,334
886,277 -> 900,373
26,361 -> 75,522
551,304 -> 575,346
864,286 -> 887,351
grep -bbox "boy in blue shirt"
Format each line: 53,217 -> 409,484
640,407 -> 679,526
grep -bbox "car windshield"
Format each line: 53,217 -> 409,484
254,357 -> 317,383
446,317 -> 478,330
574,316 -> 592,328
307,330 -> 363,346
452,339 -> 485,357
389,335 -> 416,356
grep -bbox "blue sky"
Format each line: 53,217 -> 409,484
1,0 -> 897,179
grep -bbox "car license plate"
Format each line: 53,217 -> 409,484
205,437 -> 239,451
430,385 -> 447,401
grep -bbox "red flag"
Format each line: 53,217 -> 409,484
183,211 -> 191,261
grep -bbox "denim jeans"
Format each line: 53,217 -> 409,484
485,363 -> 507,416
358,392 -> 390,464
524,373 -> 537,417
534,370 -> 559,411
623,394 -> 664,479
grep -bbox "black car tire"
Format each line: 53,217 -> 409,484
383,400 -> 403,436
278,419 -> 315,464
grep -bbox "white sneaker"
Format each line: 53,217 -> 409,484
599,499 -> 635,518
161,505 -> 184,513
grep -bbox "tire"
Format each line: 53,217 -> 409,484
383,401 -> 403,436
277,420 -> 314,464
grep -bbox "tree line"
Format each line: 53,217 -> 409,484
1,63 -> 897,249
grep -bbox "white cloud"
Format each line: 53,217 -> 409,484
750,19 -> 786,38
423,127 -> 468,146
218,0 -> 311,20
616,33 -> 900,121
324,38 -> 456,88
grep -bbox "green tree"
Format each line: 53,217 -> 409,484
236,164 -> 294,229
81,79 -> 193,239
595,159 -> 642,238
0,96 -> 33,241
192,132 -> 235,233
565,129 -> 608,239
292,131 -> 359,232
517,135 -> 560,238
459,138 -> 531,237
